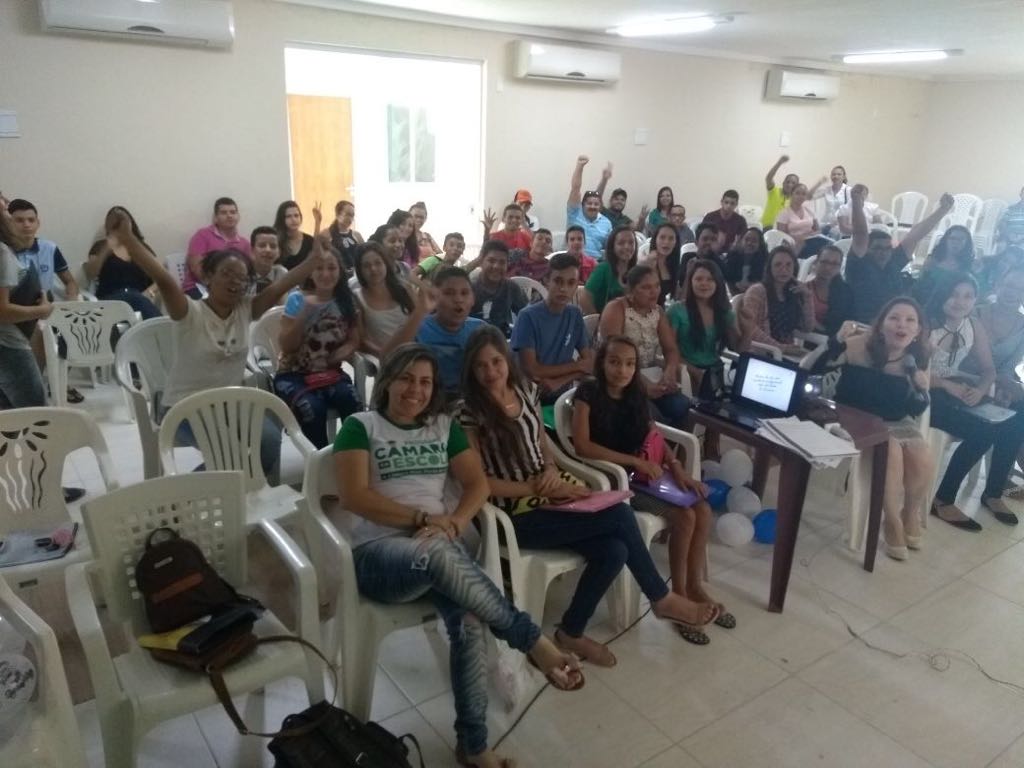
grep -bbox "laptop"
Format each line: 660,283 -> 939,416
695,353 -> 808,430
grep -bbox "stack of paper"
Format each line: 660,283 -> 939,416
756,417 -> 860,469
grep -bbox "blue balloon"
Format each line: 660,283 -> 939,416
705,479 -> 731,509
753,509 -> 777,544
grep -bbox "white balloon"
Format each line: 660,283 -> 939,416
720,449 -> 753,487
726,486 -> 762,517
717,512 -> 755,548
700,460 -> 721,481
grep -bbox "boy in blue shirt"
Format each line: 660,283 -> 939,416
511,251 -> 592,403
7,199 -> 79,299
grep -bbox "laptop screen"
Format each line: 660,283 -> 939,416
737,356 -> 799,413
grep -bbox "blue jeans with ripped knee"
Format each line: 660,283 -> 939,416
272,371 -> 362,448
353,535 -> 541,756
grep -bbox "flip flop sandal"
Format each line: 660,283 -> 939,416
554,628 -> 617,667
676,624 -> 710,645
527,654 -> 585,691
456,748 -> 517,767
654,603 -> 720,630
66,387 -> 84,404
713,608 -> 737,629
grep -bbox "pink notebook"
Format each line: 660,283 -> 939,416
545,489 -> 634,513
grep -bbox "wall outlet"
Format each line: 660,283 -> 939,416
779,130 -> 791,148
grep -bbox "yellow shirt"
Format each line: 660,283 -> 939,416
762,187 -> 788,228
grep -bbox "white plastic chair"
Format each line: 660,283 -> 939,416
974,199 -> 1009,255
891,191 -> 929,229
797,254 -> 817,281
950,193 -> 985,232
158,386 -> 315,526
0,574 -> 87,768
40,300 -> 137,407
114,318 -> 176,480
510,275 -> 548,302
296,446 -> 436,720
164,252 -> 189,288
763,229 -> 796,251
0,407 -> 118,589
249,305 -> 285,376
67,472 -> 323,768
832,237 -> 854,259
583,313 -> 600,347
637,240 -> 652,262
680,243 -> 697,258
737,204 -> 764,227
634,232 -> 649,252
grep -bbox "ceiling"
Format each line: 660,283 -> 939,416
284,0 -> 1024,79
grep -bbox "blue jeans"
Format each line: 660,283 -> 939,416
158,405 -> 282,479
650,391 -> 690,428
353,536 -> 541,755
97,288 -> 161,320
511,502 -> 669,637
272,371 -> 362,448
0,346 -> 45,409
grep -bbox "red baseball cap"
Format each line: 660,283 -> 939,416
514,189 -> 533,204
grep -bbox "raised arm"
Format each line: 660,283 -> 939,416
107,209 -> 188,320
849,184 -> 870,256
765,155 -> 789,191
900,193 -> 954,257
595,162 -> 612,203
807,175 -> 827,197
381,281 -> 433,358
252,232 -> 325,319
568,155 -> 589,206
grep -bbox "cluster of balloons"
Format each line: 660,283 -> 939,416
701,450 -> 777,547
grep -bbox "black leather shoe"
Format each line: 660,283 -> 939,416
62,487 -> 86,503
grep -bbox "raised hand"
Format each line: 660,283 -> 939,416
312,201 -> 323,231
779,154 -> 790,164
480,207 -> 497,232
638,203 -> 650,224
850,184 -> 869,206
939,193 -> 955,212
105,208 -> 136,247
577,155 -> 590,166
412,281 -> 437,316
601,162 -> 613,181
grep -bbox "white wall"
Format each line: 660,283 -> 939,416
0,0 -> 943,267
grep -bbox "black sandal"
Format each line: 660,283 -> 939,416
714,609 -> 737,629
676,624 -> 710,645
66,387 -> 84,404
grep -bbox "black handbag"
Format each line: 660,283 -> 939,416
268,701 -> 425,768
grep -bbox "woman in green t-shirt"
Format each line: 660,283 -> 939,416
580,225 -> 637,315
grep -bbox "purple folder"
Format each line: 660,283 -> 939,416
630,474 -> 700,508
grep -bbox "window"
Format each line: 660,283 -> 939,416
387,105 -> 435,183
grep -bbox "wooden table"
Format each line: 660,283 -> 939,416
689,402 -> 889,612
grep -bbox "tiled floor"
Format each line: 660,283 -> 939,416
18,382 -> 1024,767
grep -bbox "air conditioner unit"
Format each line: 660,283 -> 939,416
39,0 -> 235,49
765,68 -> 840,101
513,41 -> 621,84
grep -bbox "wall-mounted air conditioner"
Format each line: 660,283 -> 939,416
765,68 -> 840,101
513,41 -> 621,84
39,0 -> 235,49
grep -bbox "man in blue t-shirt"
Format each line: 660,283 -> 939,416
385,266 -> 485,397
565,155 -> 613,259
511,252 -> 592,404
7,199 -> 79,298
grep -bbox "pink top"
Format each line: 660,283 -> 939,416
775,203 -> 817,241
183,225 -> 252,292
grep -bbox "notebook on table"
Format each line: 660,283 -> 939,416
545,489 -> 633,513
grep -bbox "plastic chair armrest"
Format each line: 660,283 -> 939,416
654,422 -> 701,477
64,563 -> 121,704
551,441 -> 611,490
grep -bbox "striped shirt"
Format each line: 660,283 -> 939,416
458,383 -> 546,515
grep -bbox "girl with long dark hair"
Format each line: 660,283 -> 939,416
581,224 -> 638,315
352,242 -> 415,356
740,245 -> 813,356
274,200 -> 321,270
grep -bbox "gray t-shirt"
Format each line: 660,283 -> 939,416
0,245 -> 32,350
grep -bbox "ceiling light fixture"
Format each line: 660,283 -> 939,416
608,14 -> 730,38
842,50 -> 950,64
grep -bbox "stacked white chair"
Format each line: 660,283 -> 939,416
737,204 -> 764,227
763,229 -> 795,251
891,191 -> 929,240
66,472 -> 323,768
974,199 -> 1009,255
510,274 -> 547,302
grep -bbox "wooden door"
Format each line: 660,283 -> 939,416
286,95 -> 354,217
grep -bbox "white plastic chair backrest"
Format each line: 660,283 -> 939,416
891,192 -> 929,226
510,275 -> 547,302
763,230 -> 795,251
158,385 -> 312,492
0,408 -> 117,536
583,314 -> 599,345
114,317 -> 176,420
80,472 -> 246,634
637,240 -> 652,262
680,243 -> 697,257
738,205 -> 763,225
832,238 -> 854,258
950,193 -> 984,229
634,232 -> 648,251
874,209 -> 897,227
165,252 -> 189,288
546,249 -> 567,262
43,300 -> 136,366
797,255 -> 817,281
975,199 -> 1008,246
553,386 -> 578,455
250,305 -> 285,372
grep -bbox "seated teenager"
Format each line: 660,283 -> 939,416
275,200 -> 320,270
353,242 -> 415,357
384,267 -> 485,399
565,225 -> 597,282
511,252 -> 591,404
571,336 -> 734,643
645,186 -> 675,236
7,198 -> 79,300
514,189 -> 540,231
702,190 -> 747,252
669,204 -> 695,247
459,327 -> 719,666
829,300 -> 933,559
470,240 -> 528,337
740,245 -> 814,357
335,343 -> 582,768
109,210 -> 320,479
775,183 -> 830,259
640,222 -> 682,306
805,244 -> 854,336
327,200 -> 364,274
723,227 -> 768,294
274,252 -> 363,448
597,265 -> 689,427
386,209 -> 420,271
85,206 -> 160,318
845,185 -> 953,324
682,222 -> 722,274
250,225 -> 288,297
912,225 -> 976,307
566,155 -> 613,259
416,232 -> 466,280
184,197 -> 251,299
508,228 -> 553,283
927,275 -> 1024,530
481,204 -> 533,252
368,223 -> 412,277
409,202 -> 441,260
581,224 -> 637,316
